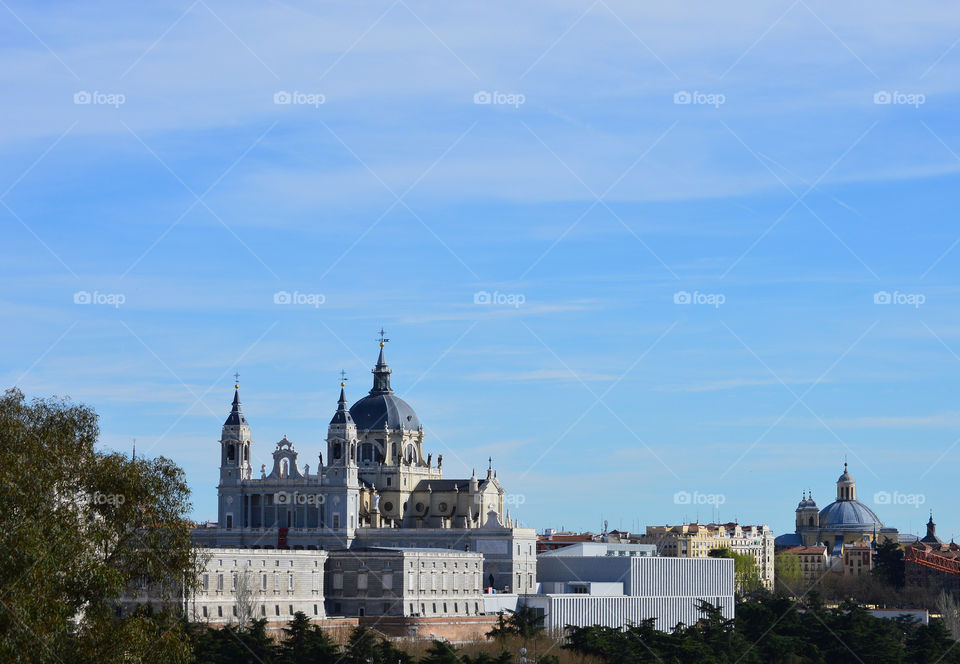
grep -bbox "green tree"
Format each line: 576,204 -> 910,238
241,618 -> 277,663
485,606 -> 544,641
906,619 -> 960,664
773,552 -> 803,595
0,389 -> 198,664
277,611 -> 338,663
421,639 -> 461,664
341,626 -> 385,664
873,540 -> 906,588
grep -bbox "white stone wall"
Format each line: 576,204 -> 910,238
187,549 -> 327,624
325,548 -> 485,617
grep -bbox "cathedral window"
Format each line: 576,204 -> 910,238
227,444 -> 235,462
333,443 -> 341,460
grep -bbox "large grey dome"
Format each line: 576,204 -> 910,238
349,393 -> 419,430
819,500 -> 883,530
348,343 -> 420,431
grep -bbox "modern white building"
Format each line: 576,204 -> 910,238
525,542 -> 734,632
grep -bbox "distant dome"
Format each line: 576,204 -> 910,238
819,500 -> 883,531
775,532 -> 803,548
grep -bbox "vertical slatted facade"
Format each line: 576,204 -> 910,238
530,556 -> 733,632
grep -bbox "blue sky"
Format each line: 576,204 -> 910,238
3,1 -> 960,540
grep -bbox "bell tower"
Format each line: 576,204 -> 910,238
324,378 -> 359,541
327,380 -> 358,471
220,379 -> 252,484
219,377 -> 252,530
796,491 -> 819,532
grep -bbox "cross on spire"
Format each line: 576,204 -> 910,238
378,328 -> 390,347
233,371 -> 240,388
339,369 -> 349,386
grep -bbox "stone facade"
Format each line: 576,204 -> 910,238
842,540 -> 873,576
324,547 -> 485,618
121,548 -> 329,626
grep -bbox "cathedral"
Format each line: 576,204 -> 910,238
775,463 -> 904,555
192,337 -> 538,593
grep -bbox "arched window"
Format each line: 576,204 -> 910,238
808,517 -> 814,526
333,443 -> 341,460
227,444 -> 235,462
281,459 -> 289,478
361,443 -> 374,464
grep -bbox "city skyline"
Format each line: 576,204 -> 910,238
3,1 -> 960,541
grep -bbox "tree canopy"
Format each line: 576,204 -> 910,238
0,389 -> 198,664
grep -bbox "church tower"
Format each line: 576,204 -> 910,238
219,381 -> 252,529
324,381 -> 359,540
327,382 -> 359,471
796,491 -> 819,532
920,512 -> 942,544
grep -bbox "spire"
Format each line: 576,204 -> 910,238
330,377 -> 354,425
922,511 -> 941,544
223,384 -> 247,426
370,332 -> 393,395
